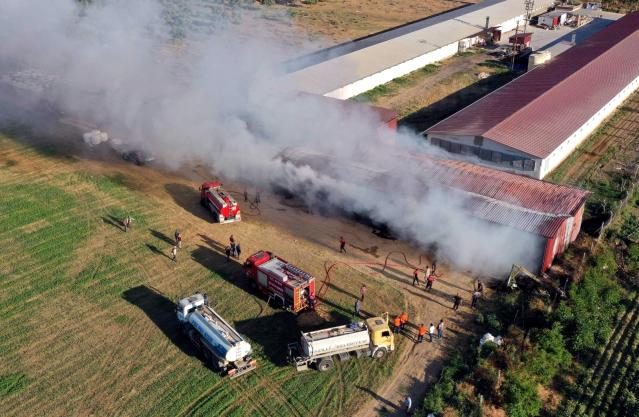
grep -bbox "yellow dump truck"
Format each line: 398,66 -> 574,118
287,314 -> 394,371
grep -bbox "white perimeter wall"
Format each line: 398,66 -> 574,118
540,73 -> 639,178
325,41 -> 459,100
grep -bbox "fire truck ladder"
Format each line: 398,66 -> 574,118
283,264 -> 312,281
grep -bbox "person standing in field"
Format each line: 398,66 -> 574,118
426,273 -> 436,291
354,298 -> 361,317
400,311 -> 408,330
417,324 -> 426,343
174,230 -> 182,248
230,241 -> 237,258
428,323 -> 435,343
471,290 -> 482,308
123,216 -> 133,232
412,268 -> 420,286
243,188 -> 248,202
437,319 -> 445,339
424,266 -> 431,282
393,315 -> 401,334
171,245 -> 178,262
431,259 -> 437,274
236,243 -> 241,259
339,236 -> 347,253
225,246 -> 231,261
403,395 -> 412,414
453,293 -> 462,310
359,284 -> 367,301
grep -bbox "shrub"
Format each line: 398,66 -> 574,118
557,250 -> 622,356
475,362 -> 500,401
503,372 -> 542,417
525,323 -> 571,384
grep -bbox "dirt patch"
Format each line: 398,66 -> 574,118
279,0 -> 479,46
538,384 -> 562,412
19,219 -> 51,234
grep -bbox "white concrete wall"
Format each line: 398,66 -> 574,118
540,73 -> 639,178
325,41 -> 459,100
497,14 -> 525,33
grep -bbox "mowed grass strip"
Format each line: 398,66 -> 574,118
0,135 -> 406,417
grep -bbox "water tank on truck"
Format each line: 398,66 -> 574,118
244,251 -> 316,313
287,313 -> 394,371
176,293 -> 256,378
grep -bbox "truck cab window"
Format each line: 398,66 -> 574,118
381,331 -> 390,338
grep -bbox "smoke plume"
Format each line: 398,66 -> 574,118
0,0 -> 543,276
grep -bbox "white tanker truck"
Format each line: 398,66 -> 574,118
287,313 -> 394,371
177,293 -> 256,378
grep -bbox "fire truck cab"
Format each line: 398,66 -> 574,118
200,182 -> 241,224
244,251 -> 316,313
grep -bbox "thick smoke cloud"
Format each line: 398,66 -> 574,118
0,0 -> 542,275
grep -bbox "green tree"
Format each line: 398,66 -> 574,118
503,372 -> 542,417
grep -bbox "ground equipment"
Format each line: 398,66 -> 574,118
244,251 -> 316,313
287,314 -> 394,371
507,263 -> 566,299
200,182 -> 241,223
176,293 -> 256,378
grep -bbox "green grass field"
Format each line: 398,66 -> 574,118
0,134 -> 406,417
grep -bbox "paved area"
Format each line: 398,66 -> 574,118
497,10 -> 623,57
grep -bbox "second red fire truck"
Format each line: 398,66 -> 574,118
244,251 -> 316,313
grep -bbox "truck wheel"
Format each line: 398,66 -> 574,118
317,358 -> 334,372
372,348 -> 387,359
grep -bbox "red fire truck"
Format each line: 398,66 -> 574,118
200,182 -> 241,223
244,251 -> 316,313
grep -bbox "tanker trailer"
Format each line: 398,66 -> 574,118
287,313 -> 394,371
177,293 -> 256,378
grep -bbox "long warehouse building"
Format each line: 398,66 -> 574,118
424,11 -> 639,179
286,0 -> 553,100
280,148 -> 590,273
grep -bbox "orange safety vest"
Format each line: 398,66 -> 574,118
400,313 -> 408,323
418,326 -> 426,336
394,317 -> 401,327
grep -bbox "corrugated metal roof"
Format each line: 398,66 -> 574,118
285,0 -> 554,96
426,12 -> 639,158
278,148 -> 590,238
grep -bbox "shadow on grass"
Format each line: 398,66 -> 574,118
150,229 -> 175,245
122,285 -> 198,359
164,183 -> 213,223
145,243 -> 171,259
101,215 -> 124,231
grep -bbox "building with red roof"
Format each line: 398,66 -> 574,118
279,148 -> 590,273
424,12 -> 639,179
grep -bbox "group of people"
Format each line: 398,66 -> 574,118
170,230 -> 183,262
225,234 -> 242,261
452,280 -> 484,310
392,312 -> 445,344
411,260 -> 438,291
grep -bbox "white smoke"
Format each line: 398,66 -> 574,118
0,0 -> 543,276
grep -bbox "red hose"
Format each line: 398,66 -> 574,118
314,251 -> 429,306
